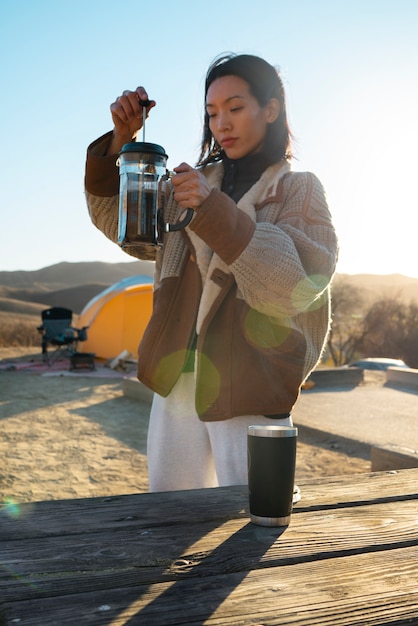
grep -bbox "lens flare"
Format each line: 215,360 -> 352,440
195,353 -> 221,415
1,500 -> 40,592
291,274 -> 329,313
244,308 -> 291,349
2,497 -> 20,518
153,350 -> 191,387
152,350 -> 221,415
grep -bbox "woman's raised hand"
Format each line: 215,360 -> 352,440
107,87 -> 156,154
172,163 -> 212,210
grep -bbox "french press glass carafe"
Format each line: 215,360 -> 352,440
117,134 -> 194,248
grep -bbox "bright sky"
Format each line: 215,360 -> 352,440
1,0 -> 417,277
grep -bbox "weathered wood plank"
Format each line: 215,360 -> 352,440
1,470 -> 417,625
1,469 -> 417,541
2,545 -> 418,625
0,486 -> 249,540
1,499 -> 417,603
296,468 -> 418,511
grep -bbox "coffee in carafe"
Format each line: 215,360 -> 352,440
117,141 -> 194,248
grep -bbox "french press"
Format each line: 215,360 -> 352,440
117,101 -> 194,248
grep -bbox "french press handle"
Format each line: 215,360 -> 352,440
162,208 -> 194,232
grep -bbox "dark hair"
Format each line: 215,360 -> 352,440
197,53 -> 293,166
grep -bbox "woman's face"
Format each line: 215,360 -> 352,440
206,75 -> 277,160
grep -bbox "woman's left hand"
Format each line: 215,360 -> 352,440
171,163 -> 211,210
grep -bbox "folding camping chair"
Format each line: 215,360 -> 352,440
37,307 -> 88,365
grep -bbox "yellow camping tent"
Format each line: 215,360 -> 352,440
77,275 -> 153,359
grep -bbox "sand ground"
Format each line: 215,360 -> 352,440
0,348 -> 370,504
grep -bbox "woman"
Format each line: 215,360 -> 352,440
85,53 -> 338,491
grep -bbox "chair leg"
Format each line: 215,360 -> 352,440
41,337 -> 48,362
47,344 -> 77,367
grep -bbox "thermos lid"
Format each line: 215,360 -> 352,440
248,425 -> 298,438
119,141 -> 168,158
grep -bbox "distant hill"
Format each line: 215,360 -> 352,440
334,273 -> 418,305
0,261 -> 155,315
0,297 -> 46,316
0,284 -> 112,314
0,262 -> 417,317
0,260 -> 154,289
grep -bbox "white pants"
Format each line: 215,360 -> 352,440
147,372 -> 292,492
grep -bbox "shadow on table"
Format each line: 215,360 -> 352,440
121,521 -> 287,624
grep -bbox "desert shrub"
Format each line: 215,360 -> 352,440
0,314 -> 41,347
328,281 -> 418,367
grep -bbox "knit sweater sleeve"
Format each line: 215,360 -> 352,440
191,171 -> 338,319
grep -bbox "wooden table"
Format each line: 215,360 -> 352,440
1,468 -> 418,625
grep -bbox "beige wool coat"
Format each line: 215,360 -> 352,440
85,132 -> 338,421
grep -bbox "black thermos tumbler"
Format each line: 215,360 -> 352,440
248,425 -> 298,526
